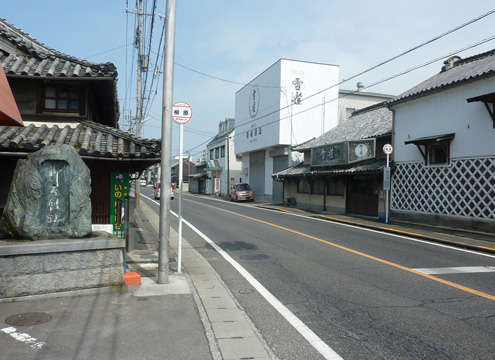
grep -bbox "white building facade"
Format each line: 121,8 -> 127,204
389,51 -> 495,231
338,89 -> 394,124
234,59 -> 340,202
206,118 -> 242,196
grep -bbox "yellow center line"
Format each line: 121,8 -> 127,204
324,216 -> 352,223
185,198 -> 495,302
379,227 -> 425,237
477,245 -> 495,251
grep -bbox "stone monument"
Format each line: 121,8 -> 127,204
0,144 -> 92,240
0,145 -> 125,299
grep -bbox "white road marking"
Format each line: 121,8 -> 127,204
413,266 -> 495,275
176,212 -> 343,360
1,326 -> 47,349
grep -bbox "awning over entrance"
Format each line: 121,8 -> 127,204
189,173 -> 207,179
206,160 -> 222,171
0,64 -> 23,127
404,133 -> 455,145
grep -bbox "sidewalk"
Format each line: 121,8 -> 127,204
0,199 -> 273,360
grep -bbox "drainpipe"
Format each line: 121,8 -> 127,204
323,176 -> 327,212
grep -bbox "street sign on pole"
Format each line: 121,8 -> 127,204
172,101 -> 192,124
383,144 -> 393,155
382,144 -> 393,223
173,101 -> 193,274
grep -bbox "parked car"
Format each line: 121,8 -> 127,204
139,179 -> 146,187
154,182 -> 174,200
230,183 -> 254,202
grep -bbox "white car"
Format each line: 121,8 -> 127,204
139,179 -> 146,187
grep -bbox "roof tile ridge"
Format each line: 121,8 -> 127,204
0,18 -> 116,72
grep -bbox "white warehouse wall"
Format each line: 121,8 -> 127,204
235,59 -> 340,155
393,77 -> 495,163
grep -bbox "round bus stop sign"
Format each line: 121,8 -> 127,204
383,144 -> 393,155
172,101 -> 193,124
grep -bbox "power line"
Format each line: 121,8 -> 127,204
233,36 -> 495,143
185,35 -> 495,154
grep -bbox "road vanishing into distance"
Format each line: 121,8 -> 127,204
141,189 -> 495,360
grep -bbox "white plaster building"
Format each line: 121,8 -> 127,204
205,118 -> 242,196
234,59 -> 340,202
338,89 -> 394,123
389,50 -> 495,231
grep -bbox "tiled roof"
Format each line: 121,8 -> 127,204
390,49 -> 495,105
0,120 -> 160,160
293,103 -> 392,151
0,18 -> 117,78
273,158 -> 387,178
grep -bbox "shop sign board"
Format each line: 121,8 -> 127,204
110,172 -> 129,237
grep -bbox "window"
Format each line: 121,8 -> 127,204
44,85 -> 80,111
311,179 -> 325,195
215,147 -> 219,158
220,146 -> 225,158
404,133 -> 454,166
327,178 -> 345,196
209,149 -> 214,160
297,178 -> 310,194
345,107 -> 355,120
427,143 -> 449,165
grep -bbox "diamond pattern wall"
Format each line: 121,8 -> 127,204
391,158 -> 495,220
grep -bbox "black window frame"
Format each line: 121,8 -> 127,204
327,177 -> 345,196
427,142 -> 450,165
297,178 -> 310,194
43,83 -> 81,113
311,178 -> 325,195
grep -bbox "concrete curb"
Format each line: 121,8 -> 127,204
137,199 -> 273,359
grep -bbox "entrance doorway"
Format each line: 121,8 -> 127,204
346,175 -> 378,216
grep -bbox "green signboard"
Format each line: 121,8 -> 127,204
110,172 -> 129,237
348,139 -> 375,163
311,142 -> 346,167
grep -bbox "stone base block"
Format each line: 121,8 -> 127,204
0,232 -> 125,299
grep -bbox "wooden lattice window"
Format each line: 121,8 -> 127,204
44,84 -> 80,111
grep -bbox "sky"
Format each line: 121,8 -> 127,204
2,1 -> 495,160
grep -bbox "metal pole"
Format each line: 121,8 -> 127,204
135,0 -> 144,207
385,154 -> 389,224
226,126 -> 230,194
158,0 -> 176,284
177,123 -> 184,273
136,0 -> 143,139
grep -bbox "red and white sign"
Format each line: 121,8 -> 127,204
172,101 -> 193,124
214,178 -> 220,194
383,144 -> 393,155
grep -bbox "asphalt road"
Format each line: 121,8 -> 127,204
142,188 -> 495,360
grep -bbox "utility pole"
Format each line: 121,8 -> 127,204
158,0 -> 177,284
135,0 -> 143,139
126,1 -> 146,205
